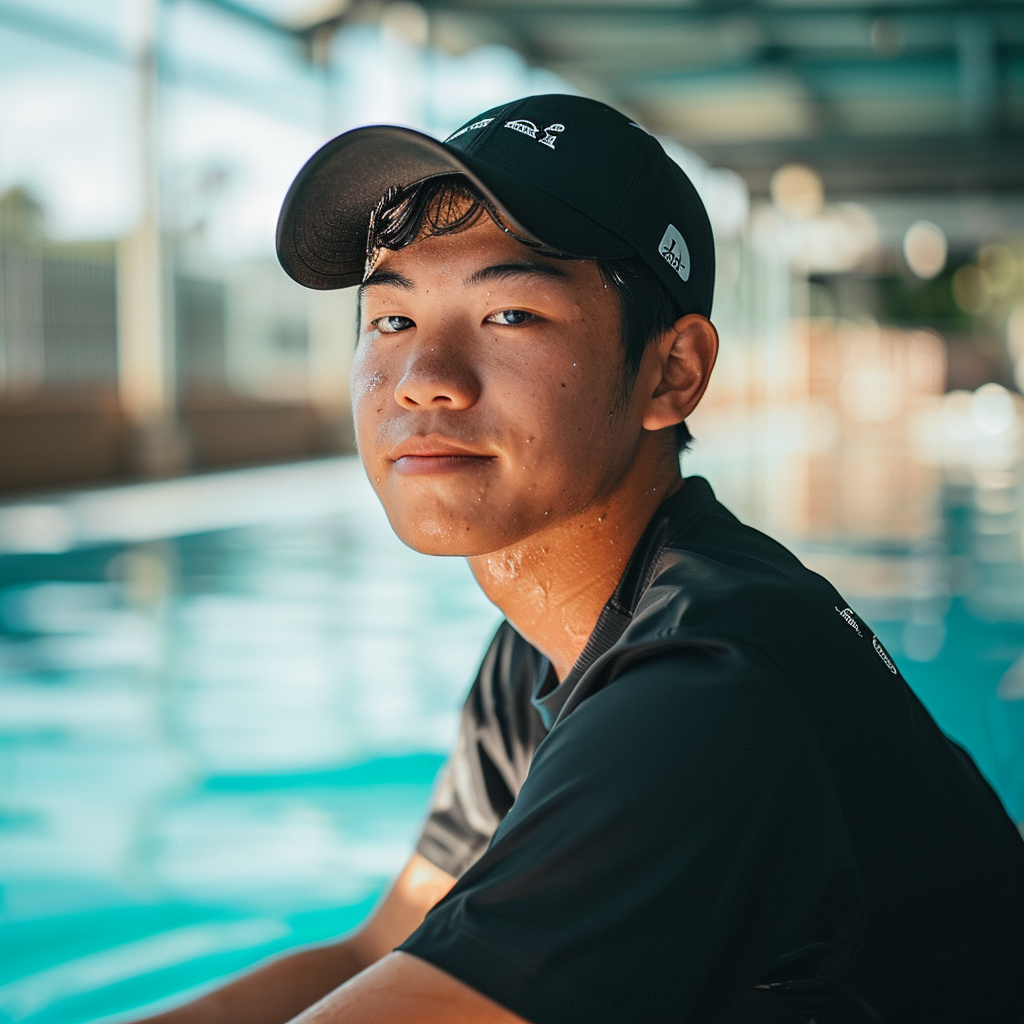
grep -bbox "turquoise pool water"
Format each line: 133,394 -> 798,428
1,456 -> 1023,1024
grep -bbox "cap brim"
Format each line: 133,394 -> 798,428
276,125 -> 631,290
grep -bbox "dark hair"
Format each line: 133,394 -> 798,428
367,175 -> 694,452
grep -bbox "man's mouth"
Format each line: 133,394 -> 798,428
388,437 -> 496,476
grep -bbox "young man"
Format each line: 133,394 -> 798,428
139,95 -> 1024,1024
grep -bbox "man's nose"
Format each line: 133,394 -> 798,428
393,336 -> 481,411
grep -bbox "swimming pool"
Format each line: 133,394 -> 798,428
1,453 -> 1022,1024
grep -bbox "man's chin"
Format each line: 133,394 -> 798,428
388,514 -> 507,559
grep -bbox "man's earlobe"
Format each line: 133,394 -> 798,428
641,314 -> 718,433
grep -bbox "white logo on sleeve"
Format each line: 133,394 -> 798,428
503,120 -> 565,149
659,224 -> 691,281
872,636 -> 899,675
835,605 -> 864,636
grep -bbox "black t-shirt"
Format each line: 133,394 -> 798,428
399,477 -> 1024,1023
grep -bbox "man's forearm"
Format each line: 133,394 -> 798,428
130,938 -> 368,1024
286,952 -> 528,1024
125,854 -> 457,1024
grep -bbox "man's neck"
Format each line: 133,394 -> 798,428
467,446 -> 684,681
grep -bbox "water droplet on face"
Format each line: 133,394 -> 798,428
355,370 -> 386,399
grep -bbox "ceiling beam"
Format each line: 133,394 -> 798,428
696,130 -> 1024,196
420,1 -> 1023,21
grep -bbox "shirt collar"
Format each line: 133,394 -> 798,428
530,476 -> 717,729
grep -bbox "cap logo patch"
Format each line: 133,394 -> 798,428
659,224 -> 691,282
445,117 -> 493,142
503,120 -> 565,150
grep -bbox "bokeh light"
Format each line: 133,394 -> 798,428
972,382 -> 1018,437
903,220 -> 947,279
769,163 -> 824,218
953,263 -> 987,315
979,243 -> 1019,296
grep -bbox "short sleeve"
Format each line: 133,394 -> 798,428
416,622 -> 549,878
401,642 -> 865,1024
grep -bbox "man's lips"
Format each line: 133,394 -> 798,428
393,454 -> 494,475
388,437 -> 496,476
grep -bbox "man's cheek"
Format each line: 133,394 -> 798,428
352,362 -> 389,405
350,397 -> 386,477
352,368 -> 389,424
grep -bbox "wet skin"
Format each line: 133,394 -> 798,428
354,213 -> 718,679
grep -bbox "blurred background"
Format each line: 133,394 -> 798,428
1,1 -> 1024,1021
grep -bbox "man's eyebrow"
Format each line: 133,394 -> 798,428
464,262 -> 570,287
359,269 -> 414,292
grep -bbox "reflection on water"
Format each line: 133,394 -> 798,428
0,460 -> 499,1024
3,410 -> 1024,1022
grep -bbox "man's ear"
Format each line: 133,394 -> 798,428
640,314 -> 719,433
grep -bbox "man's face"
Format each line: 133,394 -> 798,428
353,212 -> 648,557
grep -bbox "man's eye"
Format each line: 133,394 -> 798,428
374,315 -> 414,334
486,309 -> 535,326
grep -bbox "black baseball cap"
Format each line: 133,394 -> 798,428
277,94 -> 715,317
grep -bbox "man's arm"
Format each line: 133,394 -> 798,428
285,951 -> 528,1024
129,853 -> 456,1024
